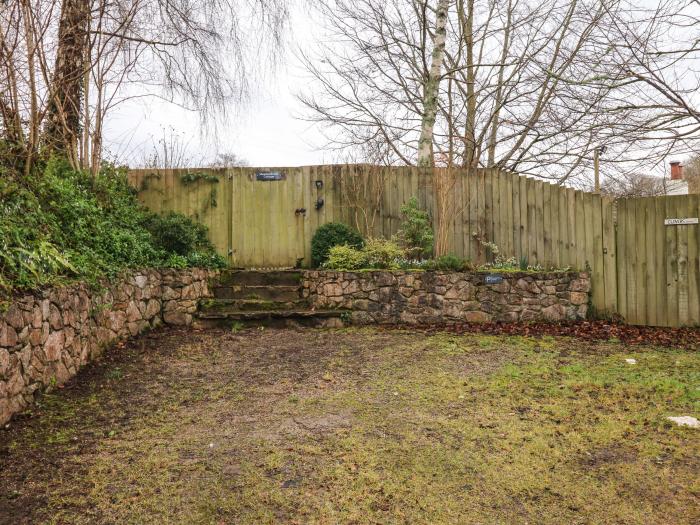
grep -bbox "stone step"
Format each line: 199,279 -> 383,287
199,298 -> 309,313
217,270 -> 303,288
212,285 -> 302,302
194,309 -> 350,329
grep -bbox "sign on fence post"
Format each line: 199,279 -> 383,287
664,218 -> 699,226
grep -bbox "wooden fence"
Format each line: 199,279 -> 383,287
128,166 -> 700,327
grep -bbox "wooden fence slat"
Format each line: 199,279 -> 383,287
689,194 -> 700,325
589,194 -> 604,314
677,196 -> 690,326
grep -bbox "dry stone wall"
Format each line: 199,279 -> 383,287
303,270 -> 590,325
0,268 -> 217,426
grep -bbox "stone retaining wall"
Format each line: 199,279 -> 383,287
302,270 -> 590,325
0,268 -> 217,426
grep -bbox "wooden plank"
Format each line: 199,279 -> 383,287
574,191 -> 586,271
689,194 -> 700,325
543,182 -> 552,267
639,198 -> 655,326
654,196 -> 668,326
549,183 -> 561,268
665,196 -> 679,327
634,198 -> 648,325
677,196 -> 690,326
527,178 -> 537,264
557,185 -> 568,267
589,194 -> 605,315
509,172 -> 521,261
519,176 -> 529,265
601,197 -> 617,314
616,199 -> 628,322
476,170 -> 487,264
534,180 -> 545,266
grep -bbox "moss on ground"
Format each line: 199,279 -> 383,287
0,328 -> 697,524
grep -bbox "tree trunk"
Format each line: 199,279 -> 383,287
43,0 -> 90,166
417,0 -> 450,168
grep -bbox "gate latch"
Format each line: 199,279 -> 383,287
295,207 -> 307,216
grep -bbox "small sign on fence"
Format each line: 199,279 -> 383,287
255,171 -> 286,181
664,218 -> 699,226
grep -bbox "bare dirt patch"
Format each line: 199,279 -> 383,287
0,327 -> 698,524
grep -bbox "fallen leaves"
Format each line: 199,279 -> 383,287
379,320 -> 700,349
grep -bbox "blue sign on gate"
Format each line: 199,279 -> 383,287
256,171 -> 285,181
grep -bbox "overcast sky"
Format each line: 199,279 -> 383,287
103,4 -> 327,168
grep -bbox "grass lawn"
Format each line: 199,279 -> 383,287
0,327 -> 698,524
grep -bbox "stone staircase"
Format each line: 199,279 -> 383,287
195,270 -> 349,328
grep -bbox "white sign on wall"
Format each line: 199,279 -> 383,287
664,218 -> 699,226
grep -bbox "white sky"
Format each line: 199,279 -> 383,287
103,4 -> 328,168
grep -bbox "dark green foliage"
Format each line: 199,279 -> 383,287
424,254 -> 470,271
311,223 -> 364,267
395,197 -> 433,259
519,256 -> 529,271
144,212 -> 211,256
0,159 -> 225,296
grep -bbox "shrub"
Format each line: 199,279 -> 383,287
311,222 -> 364,267
0,158 -> 225,296
395,197 -> 433,259
363,238 -> 405,269
420,254 -> 469,271
432,254 -> 470,271
144,211 -> 211,256
324,244 -> 368,270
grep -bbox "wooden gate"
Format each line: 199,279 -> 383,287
616,195 -> 700,326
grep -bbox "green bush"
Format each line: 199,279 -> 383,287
363,238 -> 405,269
144,212 -> 211,256
311,222 -> 364,267
324,244 -> 368,270
395,197 -> 433,259
429,254 -> 470,271
0,158 -> 225,296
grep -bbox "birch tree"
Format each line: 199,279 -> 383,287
417,0 -> 450,167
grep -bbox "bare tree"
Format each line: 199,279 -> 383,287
1,0 -> 289,174
299,0 -> 700,185
600,172 -> 666,198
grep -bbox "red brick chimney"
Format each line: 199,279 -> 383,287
670,161 -> 684,180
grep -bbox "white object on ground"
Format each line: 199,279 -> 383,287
625,358 -> 637,365
667,416 -> 699,428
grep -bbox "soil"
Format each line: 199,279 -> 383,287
0,326 -> 697,524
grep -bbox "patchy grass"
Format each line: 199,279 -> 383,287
0,327 -> 698,524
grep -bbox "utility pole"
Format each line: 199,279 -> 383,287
594,147 -> 606,193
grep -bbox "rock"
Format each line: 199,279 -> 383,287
667,416 -> 699,428
465,311 -> 491,323
134,274 -> 149,289
44,331 -> 65,361
542,304 -> 566,322
570,292 -> 589,305
0,320 -> 18,349
163,311 -> 191,326
5,305 -> 24,330
0,348 -> 10,377
126,301 -> 142,323
145,299 -> 161,319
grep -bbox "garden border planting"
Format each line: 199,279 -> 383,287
0,268 -> 217,425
